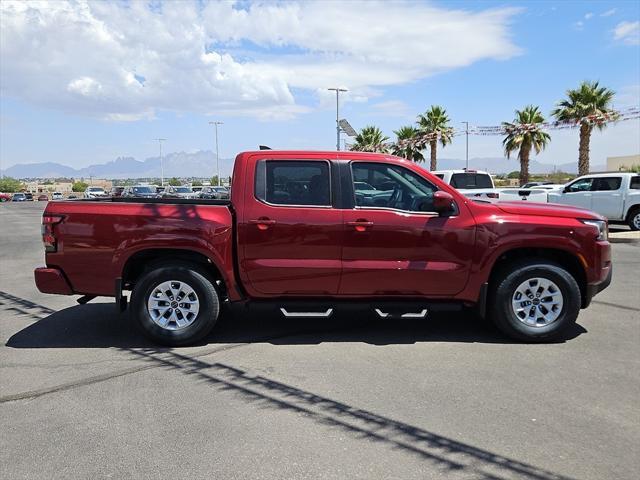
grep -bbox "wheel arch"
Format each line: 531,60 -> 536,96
487,247 -> 588,308
121,248 -> 228,299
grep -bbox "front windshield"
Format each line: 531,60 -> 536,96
133,187 -> 154,194
89,187 -> 104,192
175,187 -> 192,193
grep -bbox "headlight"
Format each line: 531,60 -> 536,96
581,219 -> 608,241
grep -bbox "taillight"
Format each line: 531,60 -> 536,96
486,192 -> 499,199
42,215 -> 63,252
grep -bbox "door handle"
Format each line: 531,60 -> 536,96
347,220 -> 373,232
249,218 -> 276,230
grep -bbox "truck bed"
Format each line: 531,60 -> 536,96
40,199 -> 235,297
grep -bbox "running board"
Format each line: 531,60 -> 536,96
374,308 -> 428,319
279,308 -> 334,318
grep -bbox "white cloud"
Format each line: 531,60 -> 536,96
0,0 -> 521,121
369,100 -> 414,119
613,21 -> 640,45
584,12 -> 594,20
600,9 -> 617,17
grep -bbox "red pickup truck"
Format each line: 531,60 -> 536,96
35,150 -> 612,345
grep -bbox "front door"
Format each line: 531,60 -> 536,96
239,158 -> 343,296
553,177 -> 593,210
340,161 -> 475,296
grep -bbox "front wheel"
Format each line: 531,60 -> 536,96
628,208 -> 640,231
131,263 -> 220,346
489,260 -> 581,342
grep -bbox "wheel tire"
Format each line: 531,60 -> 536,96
627,208 -> 640,231
489,259 -> 581,342
130,262 -> 220,346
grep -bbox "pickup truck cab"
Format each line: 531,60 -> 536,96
432,169 -> 499,201
547,172 -> 640,230
35,151 -> 612,346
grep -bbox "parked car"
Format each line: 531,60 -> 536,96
156,186 -> 166,195
24,192 -> 34,201
521,181 -> 553,188
35,150 -> 611,346
122,186 -> 158,198
84,186 -> 108,199
67,194 -> 78,199
432,169 -> 499,200
37,194 -> 49,201
52,192 -> 64,200
548,172 -> 640,230
162,185 -> 199,199
199,186 -> 230,199
0,193 -> 11,202
11,193 -> 27,202
110,186 -> 125,197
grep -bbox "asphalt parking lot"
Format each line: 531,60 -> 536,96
1,202 -> 638,480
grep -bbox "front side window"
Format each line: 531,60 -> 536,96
630,176 -> 640,190
566,178 -> 593,193
592,177 -> 622,191
256,160 -> 331,206
351,162 -> 437,212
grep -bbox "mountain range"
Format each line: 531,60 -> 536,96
4,151 -> 604,179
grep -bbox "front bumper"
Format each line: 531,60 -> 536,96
34,267 -> 73,295
583,264 -> 613,308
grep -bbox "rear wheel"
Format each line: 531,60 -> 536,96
489,260 -> 581,342
131,263 -> 220,346
628,208 -> 640,231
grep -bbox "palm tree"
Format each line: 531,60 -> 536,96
350,126 -> 389,153
417,105 -> 453,171
391,125 -> 425,162
502,105 -> 551,185
552,81 -> 616,176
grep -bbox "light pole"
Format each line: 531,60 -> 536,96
209,121 -> 223,186
461,121 -> 469,170
155,138 -> 166,186
328,87 -> 347,150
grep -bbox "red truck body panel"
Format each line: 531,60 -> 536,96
38,201 -> 237,298
35,150 -> 611,308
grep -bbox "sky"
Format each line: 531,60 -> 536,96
1,0 -> 639,173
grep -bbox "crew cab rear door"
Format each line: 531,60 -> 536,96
238,155 -> 343,296
340,160 -> 475,296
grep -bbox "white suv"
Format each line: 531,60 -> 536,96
84,187 -> 107,199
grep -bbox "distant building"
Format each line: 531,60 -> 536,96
607,155 -> 640,171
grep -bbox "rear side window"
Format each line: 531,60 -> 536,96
630,176 -> 640,190
255,160 -> 331,206
450,173 -> 493,189
592,177 -> 622,191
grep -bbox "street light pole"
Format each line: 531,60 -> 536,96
209,121 -> 223,186
328,87 -> 347,150
461,122 -> 469,170
155,138 -> 166,186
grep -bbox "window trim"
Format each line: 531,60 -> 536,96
348,161 -> 453,216
254,159 -> 333,209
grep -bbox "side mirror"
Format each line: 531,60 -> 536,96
562,186 -> 570,193
433,191 -> 455,216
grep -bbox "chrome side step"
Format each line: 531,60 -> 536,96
279,308 -> 334,318
374,308 -> 428,319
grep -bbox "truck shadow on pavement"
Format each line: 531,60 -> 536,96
116,347 -> 576,480
4,292 -> 587,349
